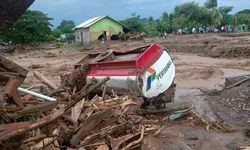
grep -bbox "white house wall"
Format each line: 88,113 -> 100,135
75,28 -> 91,45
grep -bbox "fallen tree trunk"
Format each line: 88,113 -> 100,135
70,109 -> 113,147
6,102 -> 57,118
33,71 -> 58,90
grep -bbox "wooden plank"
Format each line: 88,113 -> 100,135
0,55 -> 28,78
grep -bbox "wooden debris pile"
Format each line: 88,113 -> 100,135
0,76 -> 161,150
0,57 -> 236,150
0,61 -> 157,149
121,31 -> 144,41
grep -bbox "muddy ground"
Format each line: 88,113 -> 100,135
5,32 -> 250,150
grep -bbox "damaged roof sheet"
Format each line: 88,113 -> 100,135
74,16 -> 105,29
74,16 -> 128,30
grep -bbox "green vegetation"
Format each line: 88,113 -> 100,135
0,0 -> 249,44
120,13 -> 145,33
0,10 -> 53,44
172,2 -> 217,30
204,0 -> 217,9
121,0 -> 249,36
56,20 -> 76,41
0,10 -> 76,44
236,9 -> 250,27
218,6 -> 234,25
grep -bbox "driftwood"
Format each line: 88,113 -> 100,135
191,110 -> 235,132
76,97 -> 145,148
22,134 -> 47,144
0,55 -> 28,78
121,125 -> 145,150
70,109 -> 113,147
226,75 -> 250,89
0,55 -> 28,108
78,124 -> 126,148
0,77 -> 110,142
33,71 -> 58,90
110,132 -> 141,150
6,102 -> 57,119
17,102 -> 57,115
60,63 -> 89,92
65,77 -> 110,111
0,72 -> 21,79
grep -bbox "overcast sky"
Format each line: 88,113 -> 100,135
30,0 -> 250,27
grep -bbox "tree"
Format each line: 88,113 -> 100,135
120,13 -> 144,32
158,12 -> 172,33
56,20 -> 76,41
57,20 -> 75,34
52,29 -> 62,39
204,0 -> 217,9
0,10 -> 53,44
219,6 -> 233,15
145,16 -> 158,36
218,6 -> 234,25
236,9 -> 250,27
171,2 -> 224,31
172,2 -> 211,30
209,8 -> 222,26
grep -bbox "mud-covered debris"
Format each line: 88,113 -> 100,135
0,77 -> 110,149
206,75 -> 250,125
169,107 -> 193,120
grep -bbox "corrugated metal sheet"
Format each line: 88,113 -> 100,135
74,16 -> 129,30
74,16 -> 105,29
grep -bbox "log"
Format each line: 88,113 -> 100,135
6,102 -> 57,118
78,124 -> 126,148
226,75 -> 250,89
70,109 -> 113,147
121,125 -> 145,150
60,63 -> 89,92
33,71 -> 58,90
110,132 -> 141,150
0,55 -> 28,78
